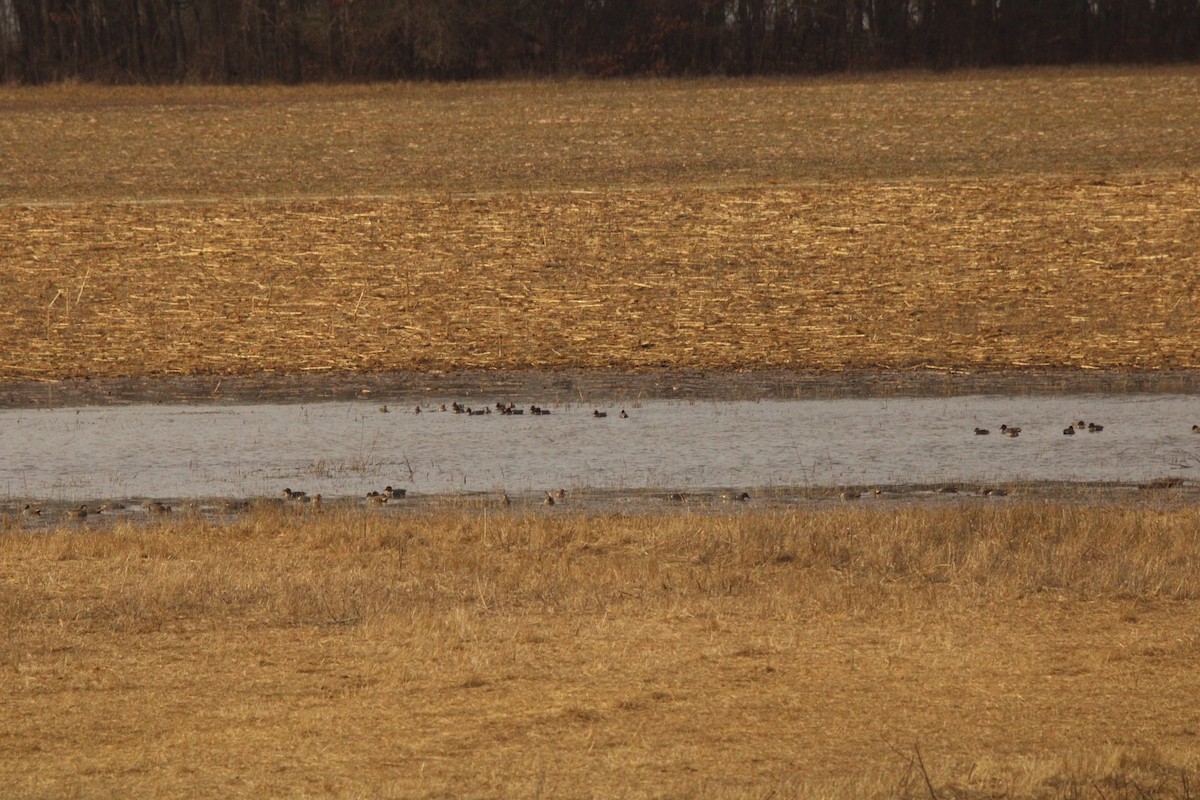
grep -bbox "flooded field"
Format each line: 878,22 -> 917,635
2,393 -> 1197,507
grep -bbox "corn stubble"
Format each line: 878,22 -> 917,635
3,503 -> 1198,798
1,68 -> 1198,380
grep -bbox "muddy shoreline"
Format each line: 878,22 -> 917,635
3,367 -> 1200,409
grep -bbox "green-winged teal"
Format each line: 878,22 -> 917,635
1193,425 -> 1200,433
544,492 -> 555,506
369,494 -> 388,506
1063,426 -> 1075,435
974,428 -> 989,435
1087,422 -> 1104,432
145,500 -> 171,514
385,486 -> 406,498
839,489 -> 861,501
283,488 -> 308,500
22,504 -> 41,517
593,410 -> 607,418
1000,425 -> 1020,437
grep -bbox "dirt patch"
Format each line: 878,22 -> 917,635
3,367 -> 1199,409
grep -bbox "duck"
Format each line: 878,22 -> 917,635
723,491 -> 750,502
1063,426 -> 1075,435
384,486 -> 406,498
1074,420 -> 1087,430
1193,424 -> 1200,433
839,489 -> 861,501
67,505 -> 88,520
556,489 -> 567,500
22,504 -> 41,517
501,493 -> 511,507
439,404 -> 447,412
414,406 -> 421,414
619,410 -> 629,419
283,488 -> 307,500
378,405 -> 389,413
974,428 -> 990,435
100,502 -> 126,511
592,410 -> 607,418
544,493 -> 555,506
369,494 -> 388,506
145,500 -> 171,514
1087,422 -> 1104,432
312,494 -> 322,510
999,424 -> 1021,436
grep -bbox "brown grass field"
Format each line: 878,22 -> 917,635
1,67 -> 1198,380
3,503 -> 1200,798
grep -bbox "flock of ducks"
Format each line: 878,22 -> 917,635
974,420 -> 1111,438
383,401 -> 631,419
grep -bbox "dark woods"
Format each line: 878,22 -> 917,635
3,0 -> 1198,84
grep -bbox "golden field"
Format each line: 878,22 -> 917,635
2,503 -> 1199,798
1,68 -> 1198,380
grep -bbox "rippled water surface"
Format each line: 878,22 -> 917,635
2,394 -> 1198,501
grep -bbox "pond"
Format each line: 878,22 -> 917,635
2,393 -> 1197,503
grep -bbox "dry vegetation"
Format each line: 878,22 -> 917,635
4,69 -> 1199,798
3,503 -> 1200,798
1,68 -> 1198,380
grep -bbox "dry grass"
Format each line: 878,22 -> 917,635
1,67 -> 1198,380
3,504 -> 1199,798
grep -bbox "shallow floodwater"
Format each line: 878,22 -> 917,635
2,394 -> 1197,502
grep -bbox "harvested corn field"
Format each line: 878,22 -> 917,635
1,68 -> 1199,381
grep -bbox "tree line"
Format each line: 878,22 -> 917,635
2,0 -> 1198,84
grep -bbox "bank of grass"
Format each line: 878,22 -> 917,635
1,67 -> 1198,380
3,503 -> 1199,797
